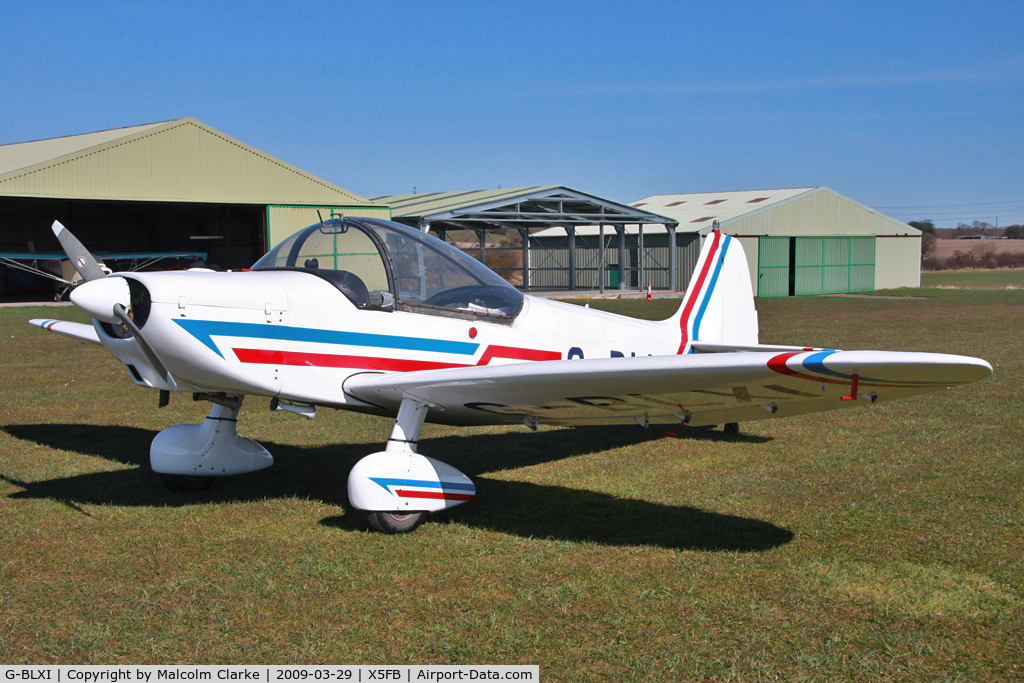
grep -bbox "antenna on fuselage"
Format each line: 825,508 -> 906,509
317,210 -> 326,227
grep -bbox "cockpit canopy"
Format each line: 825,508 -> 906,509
252,218 -> 523,321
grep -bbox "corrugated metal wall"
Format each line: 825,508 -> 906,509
527,231 -> 699,290
732,236 -> 759,293
266,206 -> 392,248
675,233 -> 701,290
875,236 -> 921,289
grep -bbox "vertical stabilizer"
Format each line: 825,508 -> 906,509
668,231 -> 758,353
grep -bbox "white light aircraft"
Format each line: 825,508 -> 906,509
31,218 -> 991,533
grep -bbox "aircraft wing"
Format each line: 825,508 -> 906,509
94,250 -> 207,260
343,350 -> 992,427
0,251 -> 71,260
29,319 -> 101,345
0,250 -> 207,260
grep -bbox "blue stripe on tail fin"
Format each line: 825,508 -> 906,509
667,231 -> 758,353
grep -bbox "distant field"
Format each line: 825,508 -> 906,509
933,238 -> 1024,259
1,288 -> 1021,679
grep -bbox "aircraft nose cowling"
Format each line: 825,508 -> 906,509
69,276 -> 130,323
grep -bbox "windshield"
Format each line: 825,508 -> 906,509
253,218 -> 523,319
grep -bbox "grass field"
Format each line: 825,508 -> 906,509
920,269 -> 1024,290
1,274 -> 1022,680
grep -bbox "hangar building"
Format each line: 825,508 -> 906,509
0,118 -> 387,288
531,186 -> 921,295
371,186 -> 678,290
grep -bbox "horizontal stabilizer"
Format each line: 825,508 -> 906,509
29,318 -> 101,345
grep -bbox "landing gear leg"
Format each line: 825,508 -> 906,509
348,398 -> 475,534
362,398 -> 430,532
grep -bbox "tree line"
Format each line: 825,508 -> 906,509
910,220 -> 1024,270
909,219 -> 1024,240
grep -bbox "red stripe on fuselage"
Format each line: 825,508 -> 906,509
677,231 -> 722,354
233,348 -> 467,372
396,489 -> 475,501
476,345 -> 561,365
232,343 -> 562,372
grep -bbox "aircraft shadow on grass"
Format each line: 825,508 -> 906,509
1,423 -> 789,552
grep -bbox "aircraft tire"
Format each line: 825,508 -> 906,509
723,422 -> 740,436
363,511 -> 427,534
159,473 -> 216,492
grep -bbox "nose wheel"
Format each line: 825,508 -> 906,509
362,511 -> 428,534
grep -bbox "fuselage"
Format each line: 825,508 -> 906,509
96,268 -> 682,419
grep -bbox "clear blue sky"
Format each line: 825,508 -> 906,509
3,0 -> 1022,228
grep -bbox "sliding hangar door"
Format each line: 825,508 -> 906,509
757,236 -> 875,297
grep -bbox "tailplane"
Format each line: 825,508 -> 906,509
667,230 -> 758,353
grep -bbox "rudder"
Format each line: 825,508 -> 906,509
668,231 -> 758,353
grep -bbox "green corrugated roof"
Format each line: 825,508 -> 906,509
370,187 -> 558,218
0,121 -> 167,176
0,118 -> 375,206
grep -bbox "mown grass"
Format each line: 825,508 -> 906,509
1,282 -> 1022,680
920,268 -> 1024,290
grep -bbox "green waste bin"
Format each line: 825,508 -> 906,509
607,265 -> 620,289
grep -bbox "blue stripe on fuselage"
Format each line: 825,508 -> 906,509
172,319 -> 480,359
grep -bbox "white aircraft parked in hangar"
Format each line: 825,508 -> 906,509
30,217 -> 991,533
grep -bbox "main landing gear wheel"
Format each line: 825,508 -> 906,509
724,422 -> 740,436
363,511 -> 428,534
159,473 -> 215,492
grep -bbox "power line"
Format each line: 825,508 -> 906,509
889,212 -> 1024,219
876,200 -> 1024,210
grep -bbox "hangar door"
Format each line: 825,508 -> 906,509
758,237 -> 875,297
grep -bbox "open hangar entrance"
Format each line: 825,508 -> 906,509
0,118 -> 385,296
370,186 -> 679,291
0,196 -> 266,271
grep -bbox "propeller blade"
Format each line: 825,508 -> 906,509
113,303 -> 173,384
52,220 -> 106,282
